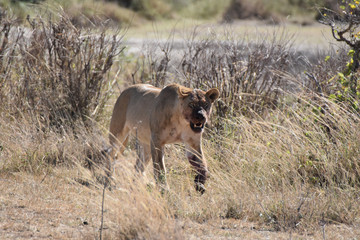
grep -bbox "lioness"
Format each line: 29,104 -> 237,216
109,83 -> 219,193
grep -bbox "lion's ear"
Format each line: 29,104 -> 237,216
206,88 -> 220,103
177,85 -> 192,98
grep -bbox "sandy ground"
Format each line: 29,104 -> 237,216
1,173 -> 359,240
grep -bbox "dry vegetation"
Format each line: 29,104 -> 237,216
1,0 -> 338,26
1,7 -> 360,240
223,0 -> 339,23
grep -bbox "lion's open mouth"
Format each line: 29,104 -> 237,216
190,122 -> 204,133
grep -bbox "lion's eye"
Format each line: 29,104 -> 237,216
188,103 -> 195,109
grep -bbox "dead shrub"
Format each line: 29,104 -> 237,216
0,11 -> 124,129
179,29 -> 296,120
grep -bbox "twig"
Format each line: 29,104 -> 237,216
320,213 -> 326,240
99,180 -> 106,240
40,170 -> 49,184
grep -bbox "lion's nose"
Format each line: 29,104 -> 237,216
195,110 -> 206,122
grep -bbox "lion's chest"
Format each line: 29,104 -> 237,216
160,117 -> 189,144
161,126 -> 182,144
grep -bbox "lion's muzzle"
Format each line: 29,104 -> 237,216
190,109 -> 206,133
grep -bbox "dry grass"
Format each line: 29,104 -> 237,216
1,9 -> 360,240
1,98 -> 360,239
0,116 -> 182,239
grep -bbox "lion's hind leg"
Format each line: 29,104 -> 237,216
135,143 -> 151,174
109,126 -> 130,159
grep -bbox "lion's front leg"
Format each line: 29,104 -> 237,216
150,138 -> 168,191
185,141 -> 209,194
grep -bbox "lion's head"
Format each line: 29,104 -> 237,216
178,86 -> 220,133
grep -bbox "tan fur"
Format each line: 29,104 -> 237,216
109,83 -> 219,193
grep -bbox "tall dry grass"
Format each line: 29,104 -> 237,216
121,25 -> 360,235
152,93 -> 359,232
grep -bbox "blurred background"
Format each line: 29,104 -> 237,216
1,0 -> 339,26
